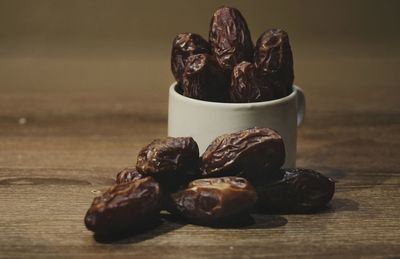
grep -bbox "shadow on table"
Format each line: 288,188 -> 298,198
271,198 -> 360,215
92,198 -> 358,243
92,212 -> 289,244
253,197 -> 359,216
245,214 -> 288,229
93,216 -> 185,244
163,212 -> 288,230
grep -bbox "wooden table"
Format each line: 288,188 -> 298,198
0,45 -> 399,257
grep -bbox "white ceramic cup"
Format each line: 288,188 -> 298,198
168,82 -> 305,168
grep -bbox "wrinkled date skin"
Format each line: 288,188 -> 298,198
115,166 -> 144,184
256,168 -> 335,213
230,61 -> 274,102
171,177 -> 257,225
209,7 -> 253,71
84,177 -> 162,236
201,127 -> 285,179
182,53 -> 230,102
136,137 -> 200,191
171,33 -> 211,88
254,29 -> 294,99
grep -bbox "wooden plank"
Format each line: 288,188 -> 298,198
0,107 -> 399,258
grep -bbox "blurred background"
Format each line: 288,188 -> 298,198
1,0 -> 399,118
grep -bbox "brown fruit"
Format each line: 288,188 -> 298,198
230,61 -> 274,102
171,177 -> 257,225
182,53 -> 230,102
84,177 -> 162,236
201,127 -> 285,180
254,29 -> 294,98
115,166 -> 144,184
209,6 -> 254,71
171,33 -> 211,86
256,168 -> 335,213
136,137 -> 200,191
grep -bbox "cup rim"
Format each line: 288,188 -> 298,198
169,82 -> 299,108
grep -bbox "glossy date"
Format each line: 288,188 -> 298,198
115,166 -> 143,184
209,7 -> 253,71
182,53 -> 230,102
171,177 -> 257,225
256,168 -> 335,213
230,61 -> 274,102
254,29 -> 294,98
84,177 -> 162,236
136,137 -> 200,191
171,33 -> 211,86
201,127 -> 285,179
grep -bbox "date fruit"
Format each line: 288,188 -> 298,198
254,29 -> 294,98
182,53 -> 230,102
230,61 -> 274,102
171,177 -> 257,225
209,6 -> 253,71
256,168 -> 335,213
84,177 -> 162,236
171,33 -> 211,87
136,137 -> 200,191
201,127 -> 285,179
115,166 -> 144,184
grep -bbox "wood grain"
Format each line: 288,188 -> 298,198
1,47 -> 399,258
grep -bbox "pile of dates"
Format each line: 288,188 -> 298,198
171,6 -> 294,102
85,127 -> 335,237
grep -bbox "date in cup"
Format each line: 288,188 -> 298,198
168,83 -> 305,168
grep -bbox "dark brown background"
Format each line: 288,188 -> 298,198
0,1 -> 399,257
1,0 -> 399,112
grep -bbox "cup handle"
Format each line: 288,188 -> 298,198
296,86 -> 306,126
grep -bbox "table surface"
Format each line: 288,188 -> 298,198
0,44 -> 399,258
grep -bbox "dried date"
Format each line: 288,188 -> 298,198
136,137 -> 200,191
182,53 -> 230,102
115,166 -> 144,184
256,168 -> 335,213
201,127 -> 285,179
171,33 -> 211,87
230,61 -> 274,102
209,7 -> 254,71
254,29 -> 294,98
171,177 -> 257,225
84,177 -> 162,236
